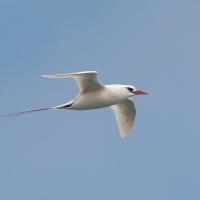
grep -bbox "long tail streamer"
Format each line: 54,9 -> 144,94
0,107 -> 51,118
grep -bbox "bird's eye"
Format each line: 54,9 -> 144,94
127,87 -> 133,92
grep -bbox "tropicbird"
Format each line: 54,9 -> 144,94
0,71 -> 147,138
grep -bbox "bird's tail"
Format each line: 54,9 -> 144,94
0,107 -> 52,118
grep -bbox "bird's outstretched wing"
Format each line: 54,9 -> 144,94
41,71 -> 104,94
111,99 -> 136,138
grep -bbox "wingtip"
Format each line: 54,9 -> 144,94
120,129 -> 132,138
41,71 -> 99,79
41,75 -> 48,78
120,133 -> 128,139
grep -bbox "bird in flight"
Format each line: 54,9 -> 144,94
0,71 -> 147,138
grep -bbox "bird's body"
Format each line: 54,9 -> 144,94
56,85 -> 130,110
1,71 -> 147,138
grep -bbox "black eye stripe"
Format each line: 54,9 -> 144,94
127,87 -> 133,92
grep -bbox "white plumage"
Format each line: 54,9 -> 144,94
1,71 -> 147,138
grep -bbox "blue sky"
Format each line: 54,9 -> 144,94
0,0 -> 200,199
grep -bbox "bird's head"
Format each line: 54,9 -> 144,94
124,85 -> 148,97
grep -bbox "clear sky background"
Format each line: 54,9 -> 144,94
0,0 -> 199,199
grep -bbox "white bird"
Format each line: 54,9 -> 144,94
0,71 -> 147,138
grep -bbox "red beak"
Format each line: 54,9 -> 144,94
133,90 -> 148,95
